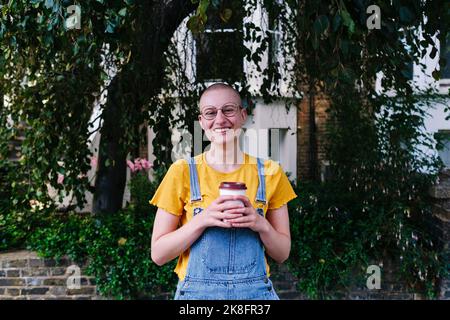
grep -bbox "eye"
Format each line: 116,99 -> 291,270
203,109 -> 217,116
222,105 -> 237,115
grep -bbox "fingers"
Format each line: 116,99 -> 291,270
210,211 -> 243,220
224,215 -> 252,224
222,207 -> 247,215
229,222 -> 253,228
214,220 -> 233,228
207,211 -> 244,228
216,200 -> 245,212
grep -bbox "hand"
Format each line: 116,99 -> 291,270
222,195 -> 269,233
192,195 -> 245,230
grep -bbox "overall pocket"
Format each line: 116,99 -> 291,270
200,227 -> 261,274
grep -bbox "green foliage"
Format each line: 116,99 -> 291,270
0,0 -> 137,208
277,0 -> 449,299
287,178 -> 448,299
287,181 -> 366,299
0,129 -> 55,250
26,166 -> 177,299
1,0 -> 449,300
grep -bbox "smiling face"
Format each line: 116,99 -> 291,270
198,85 -> 247,146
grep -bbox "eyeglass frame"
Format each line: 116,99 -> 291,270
199,103 -> 243,120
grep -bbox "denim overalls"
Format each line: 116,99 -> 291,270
174,157 -> 280,300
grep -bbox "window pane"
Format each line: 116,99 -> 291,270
196,31 -> 244,81
205,0 -> 243,30
195,0 -> 244,82
441,34 -> 450,79
435,130 -> 450,168
402,60 -> 414,80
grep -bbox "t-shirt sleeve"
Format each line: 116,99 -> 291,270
266,160 -> 298,210
149,159 -> 187,216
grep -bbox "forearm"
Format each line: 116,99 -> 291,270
151,219 -> 205,266
259,220 -> 291,264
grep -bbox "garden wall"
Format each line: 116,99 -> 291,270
0,250 -> 102,300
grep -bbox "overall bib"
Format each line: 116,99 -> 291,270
174,157 -> 280,300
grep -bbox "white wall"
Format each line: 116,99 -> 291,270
375,32 -> 450,171
241,98 -> 297,178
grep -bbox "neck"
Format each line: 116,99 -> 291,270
206,138 -> 244,166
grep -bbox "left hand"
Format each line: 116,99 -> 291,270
222,195 -> 268,233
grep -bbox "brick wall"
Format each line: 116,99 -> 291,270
0,251 -> 102,300
297,93 -> 332,180
429,169 -> 450,300
270,259 -> 428,300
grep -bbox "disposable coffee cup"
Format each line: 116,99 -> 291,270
219,182 -> 247,207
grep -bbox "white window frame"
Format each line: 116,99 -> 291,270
438,34 -> 450,94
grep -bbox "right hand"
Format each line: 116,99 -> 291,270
193,195 -> 245,230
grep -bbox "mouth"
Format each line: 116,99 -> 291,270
213,127 -> 232,134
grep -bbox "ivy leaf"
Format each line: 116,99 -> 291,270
105,21 -> 115,33
187,15 -> 204,34
399,6 -> 415,23
429,46 -> 437,59
220,8 -> 232,23
211,0 -> 220,9
44,0 -> 54,9
340,10 -> 355,34
313,15 -> 329,35
432,69 -> 440,81
118,8 -> 127,17
198,0 -> 209,22
332,14 -> 342,32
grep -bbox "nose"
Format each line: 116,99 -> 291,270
214,109 -> 229,123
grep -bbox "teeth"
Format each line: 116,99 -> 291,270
214,128 -> 230,133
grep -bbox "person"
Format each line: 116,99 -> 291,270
149,83 -> 297,300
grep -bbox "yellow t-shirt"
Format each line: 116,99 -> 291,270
149,152 -> 297,281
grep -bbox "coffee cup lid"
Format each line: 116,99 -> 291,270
219,182 -> 247,190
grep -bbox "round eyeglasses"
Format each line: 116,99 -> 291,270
200,103 -> 241,120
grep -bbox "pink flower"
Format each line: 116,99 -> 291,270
134,161 -> 142,171
126,160 -> 135,172
127,158 -> 152,173
57,174 -> 64,184
140,159 -> 152,169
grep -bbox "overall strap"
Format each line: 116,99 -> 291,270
255,157 -> 267,204
188,157 -> 202,203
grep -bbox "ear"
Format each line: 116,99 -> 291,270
241,108 -> 248,123
198,115 -> 205,130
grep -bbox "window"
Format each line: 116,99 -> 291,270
401,42 -> 414,81
402,59 -> 414,80
267,7 -> 282,69
195,1 -> 244,82
268,128 -> 280,161
440,33 -> 450,79
435,130 -> 450,168
438,33 -> 450,94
